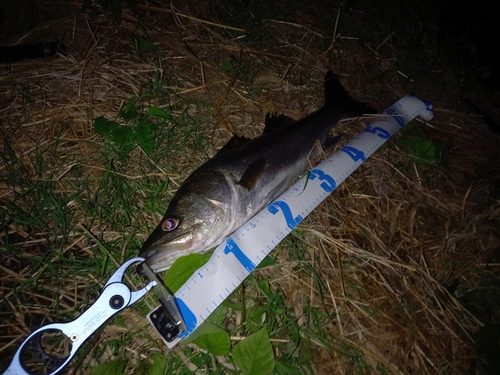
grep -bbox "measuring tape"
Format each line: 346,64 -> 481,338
150,95 -> 434,348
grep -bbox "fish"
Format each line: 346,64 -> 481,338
139,70 -> 374,272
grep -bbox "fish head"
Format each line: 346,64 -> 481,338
139,176 -> 233,272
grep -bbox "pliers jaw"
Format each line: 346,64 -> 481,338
140,262 -> 187,343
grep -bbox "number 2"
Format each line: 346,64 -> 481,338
268,201 -> 302,230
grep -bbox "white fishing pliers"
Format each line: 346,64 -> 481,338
3,257 -> 185,375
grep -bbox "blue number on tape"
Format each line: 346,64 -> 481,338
223,237 -> 256,272
268,201 -> 302,230
385,107 -> 405,127
364,125 -> 390,139
309,169 -> 336,192
341,146 -> 366,162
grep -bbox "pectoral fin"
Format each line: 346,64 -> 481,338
237,157 -> 268,190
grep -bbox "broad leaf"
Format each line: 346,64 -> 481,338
94,116 -> 118,136
256,256 -> 277,269
233,328 -> 275,375
147,352 -> 167,375
147,106 -> 172,120
247,304 -> 266,325
110,126 -> 134,153
90,359 -> 127,375
409,137 -> 436,162
136,121 -> 154,155
275,361 -> 305,375
119,97 -> 140,121
194,329 -> 230,356
257,279 -> 272,298
182,305 -> 228,344
163,253 -> 211,293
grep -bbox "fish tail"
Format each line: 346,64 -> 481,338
324,70 -> 375,117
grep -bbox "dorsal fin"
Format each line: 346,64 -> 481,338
215,135 -> 252,156
237,157 -> 268,190
323,70 -> 375,116
263,112 -> 296,134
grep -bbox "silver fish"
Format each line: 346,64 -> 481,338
139,71 -> 373,272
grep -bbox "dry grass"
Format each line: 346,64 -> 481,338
1,1 -> 500,374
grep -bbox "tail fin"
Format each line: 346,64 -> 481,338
324,70 -> 375,116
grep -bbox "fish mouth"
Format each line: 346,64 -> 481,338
137,246 -> 190,273
138,231 -> 195,272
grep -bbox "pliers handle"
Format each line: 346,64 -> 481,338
3,257 -> 154,375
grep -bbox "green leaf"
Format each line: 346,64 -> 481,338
257,279 -> 272,298
147,106 -> 172,120
152,179 -> 168,197
222,59 -> 234,74
144,201 -> 155,212
147,352 -> 167,375
275,361 -> 304,375
206,303 -> 229,326
256,256 -> 277,269
114,315 -> 127,328
144,179 -> 168,213
233,328 -> 275,375
408,137 -> 436,163
136,121 -> 154,155
119,97 -> 140,121
163,253 -> 211,293
247,304 -> 266,325
121,109 -> 138,121
182,321 -> 224,344
221,51 -> 234,74
110,126 -> 135,153
193,330 -> 230,356
94,116 -> 118,137
182,304 -> 229,344
90,358 -> 127,375
222,299 -> 244,310
289,320 -> 301,347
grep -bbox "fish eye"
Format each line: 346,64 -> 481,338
161,217 -> 179,232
